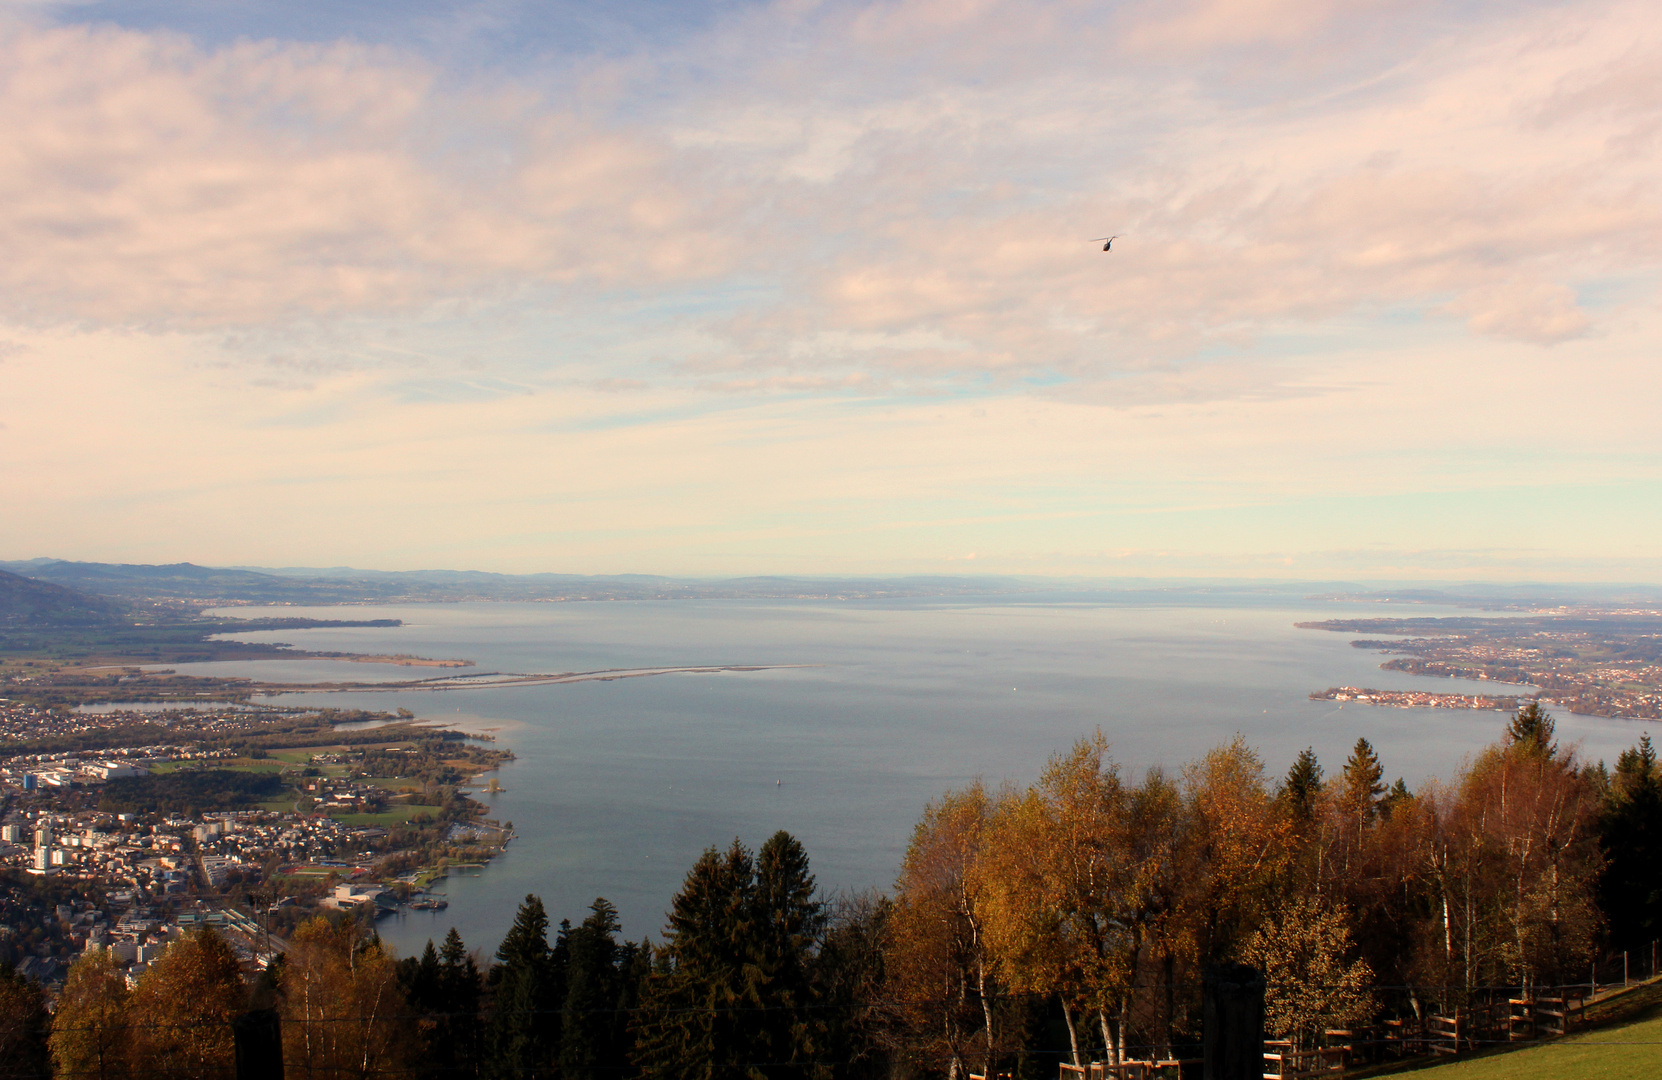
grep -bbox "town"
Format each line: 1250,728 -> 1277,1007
0,699 -> 511,987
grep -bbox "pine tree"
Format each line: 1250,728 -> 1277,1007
562,898 -> 626,1080
1506,701 -> 1558,758
754,831 -> 824,1079
1379,778 -> 1412,819
1341,738 -> 1386,827
634,840 -> 764,1080
1602,733 -> 1662,952
438,928 -> 484,1076
486,895 -> 560,1080
1282,748 -> 1323,821
398,940 -> 451,1078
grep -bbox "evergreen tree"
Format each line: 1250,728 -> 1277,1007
439,927 -> 485,1075
399,939 -> 458,1078
1340,738 -> 1386,826
754,831 -> 824,1079
487,895 -> 561,1080
1602,733 -> 1662,953
1506,701 -> 1559,758
562,898 -> 627,1080
634,840 -> 764,1080
1281,748 -> 1323,821
1379,778 -> 1412,819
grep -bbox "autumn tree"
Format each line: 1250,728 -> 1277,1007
0,961 -> 50,1079
982,734 -> 1186,1066
126,928 -> 245,1079
813,893 -> 891,1080
281,916 -> 412,1080
1180,736 -> 1289,964
1240,897 -> 1374,1049
1425,708 -> 1603,995
884,785 -> 1004,1080
50,948 -> 132,1080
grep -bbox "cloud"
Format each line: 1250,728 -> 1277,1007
0,0 -> 1657,391
0,18 -> 734,327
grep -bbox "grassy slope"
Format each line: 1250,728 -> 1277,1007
1397,983 -> 1662,1078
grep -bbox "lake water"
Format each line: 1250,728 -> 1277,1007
174,594 -> 1647,959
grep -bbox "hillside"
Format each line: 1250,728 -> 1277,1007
0,569 -> 127,627
1392,982 -> 1662,1078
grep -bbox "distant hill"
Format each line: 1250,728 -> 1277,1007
0,569 -> 128,626
4,560 -> 374,605
0,559 -> 1036,605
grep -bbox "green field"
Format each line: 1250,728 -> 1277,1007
329,804 -> 433,826
148,757 -> 287,774
1401,986 -> 1662,1078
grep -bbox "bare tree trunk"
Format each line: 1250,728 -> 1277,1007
1062,997 -> 1082,1067
1098,1009 -> 1116,1067
977,955 -> 996,1080
1162,951 -> 1176,1060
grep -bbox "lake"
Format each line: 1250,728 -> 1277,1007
176,594 -> 1646,958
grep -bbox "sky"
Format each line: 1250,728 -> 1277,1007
1,0 -> 1659,579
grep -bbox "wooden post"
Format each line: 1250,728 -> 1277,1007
233,1009 -> 284,1080
1203,964 -> 1264,1080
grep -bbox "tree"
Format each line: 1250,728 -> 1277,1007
634,840 -> 765,1080
562,898 -> 628,1080
754,830 -> 825,1077
0,961 -> 50,1079
1432,716 -> 1603,993
813,893 -> 890,1080
1340,739 -> 1386,828
1601,734 -> 1662,953
281,916 -> 411,1080
1240,897 -> 1374,1050
634,835 -> 822,1080
486,895 -> 561,1079
128,929 -> 245,1078
50,948 -> 132,1080
1281,748 -> 1324,822
884,786 -> 1003,1080
438,928 -> 485,1076
1507,702 -> 1558,758
1180,736 -> 1289,965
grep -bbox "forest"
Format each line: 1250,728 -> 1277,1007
2,704 -> 1658,1079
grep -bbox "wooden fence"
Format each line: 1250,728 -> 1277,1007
1052,985 -> 1596,1080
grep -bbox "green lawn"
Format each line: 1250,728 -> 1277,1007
360,776 -> 423,793
1403,989 -> 1662,1078
329,804 -> 434,826
147,758 -> 286,774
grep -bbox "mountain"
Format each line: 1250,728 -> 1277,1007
0,569 -> 128,626
0,560 -> 1034,605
